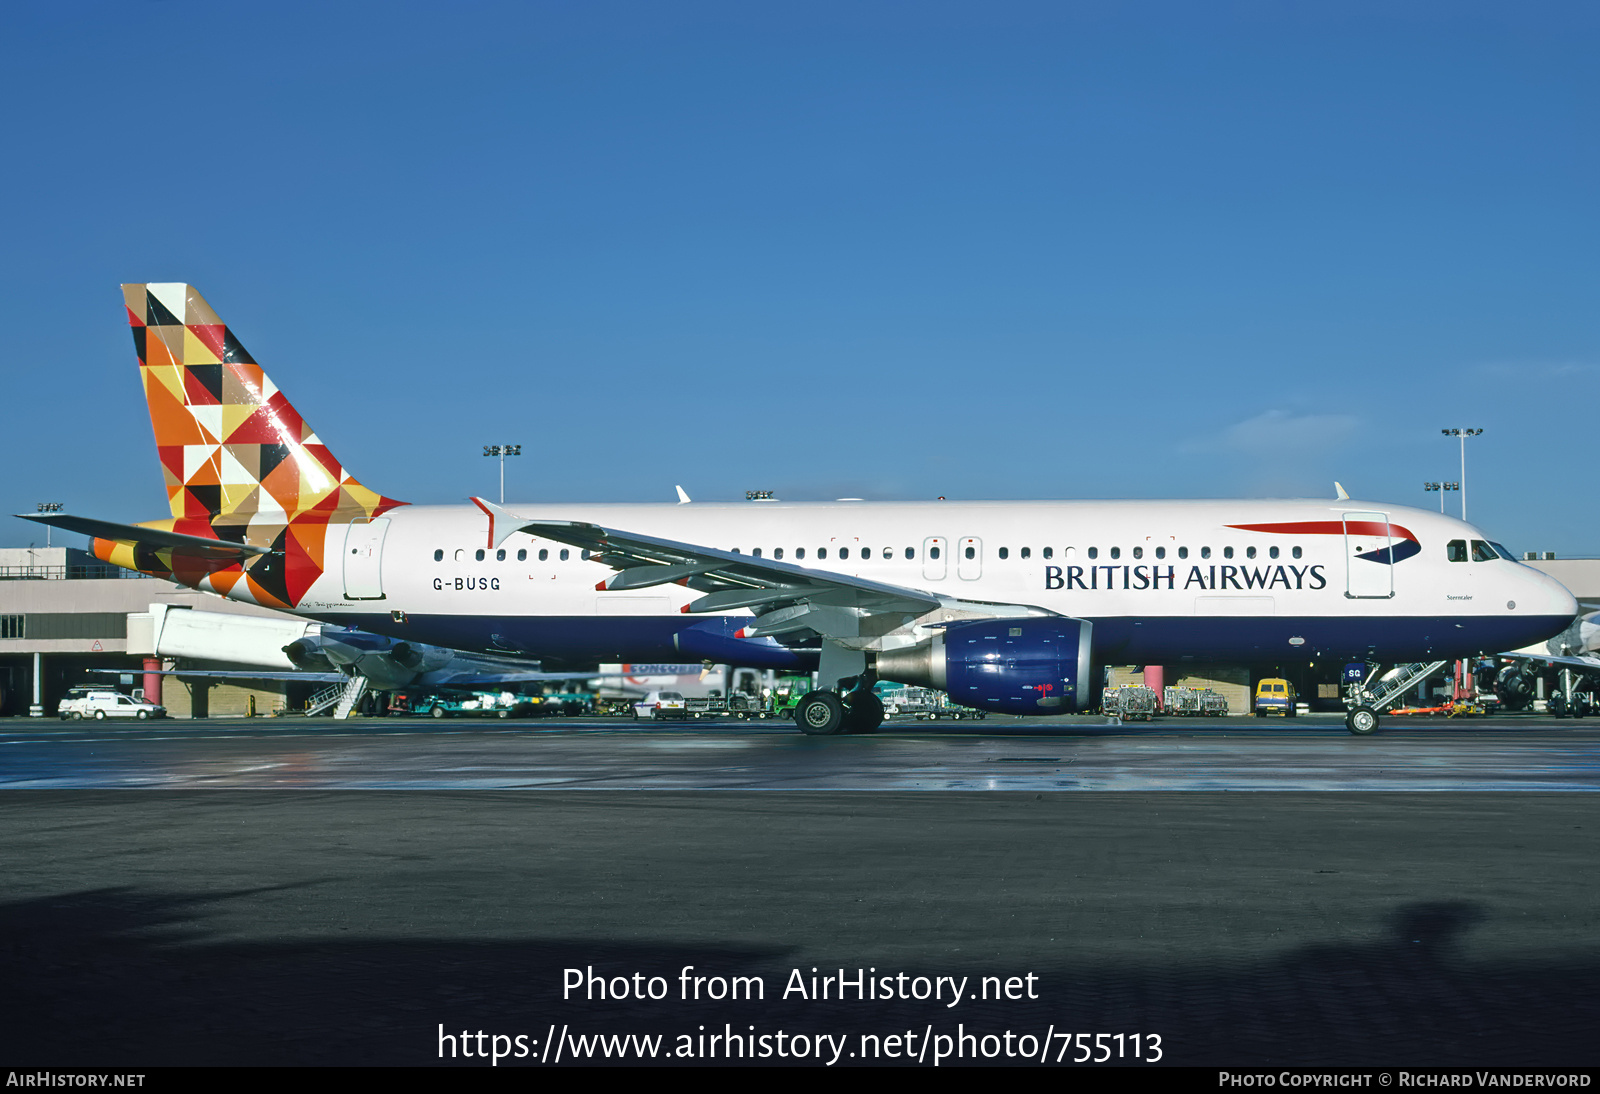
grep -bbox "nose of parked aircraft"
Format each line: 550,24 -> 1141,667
1516,564 -> 1578,636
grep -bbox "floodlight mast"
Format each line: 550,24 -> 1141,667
1422,482 -> 1458,514
483,445 -> 522,504
1440,429 -> 1482,520
35,502 -> 62,547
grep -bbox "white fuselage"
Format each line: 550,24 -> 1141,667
226,496 -> 1578,672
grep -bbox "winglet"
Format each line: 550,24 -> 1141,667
1334,482 -> 1350,501
675,485 -> 691,504
469,496 -> 529,550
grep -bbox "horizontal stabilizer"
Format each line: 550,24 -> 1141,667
17,512 -> 270,559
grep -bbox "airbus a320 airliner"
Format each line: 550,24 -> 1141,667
21,284 -> 1577,735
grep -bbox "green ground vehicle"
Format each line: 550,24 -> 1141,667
771,675 -> 814,720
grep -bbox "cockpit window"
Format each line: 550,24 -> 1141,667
1489,542 -> 1516,561
1446,539 -> 1468,562
1471,540 -> 1497,562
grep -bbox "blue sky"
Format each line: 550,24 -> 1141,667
2,1 -> 1595,553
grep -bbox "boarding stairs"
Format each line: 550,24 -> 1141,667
304,675 -> 369,719
1354,661 -> 1448,712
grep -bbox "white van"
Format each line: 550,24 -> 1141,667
58,691 -> 167,720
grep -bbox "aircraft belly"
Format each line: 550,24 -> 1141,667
1090,613 -> 1574,664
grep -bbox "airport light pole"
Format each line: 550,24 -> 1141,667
35,502 -> 62,547
1440,429 -> 1482,521
1422,482 -> 1458,514
483,445 -> 521,504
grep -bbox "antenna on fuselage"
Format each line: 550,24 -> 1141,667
1334,482 -> 1351,501
675,485 -> 691,504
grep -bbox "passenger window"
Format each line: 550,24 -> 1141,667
883,547 -> 893,560
1021,547 -> 1031,559
818,548 -> 828,560
1201,547 -> 1211,559
1154,547 -> 1164,559
475,549 -> 485,561
539,548 -> 548,562
1110,547 -> 1121,560
774,548 -> 784,560
560,549 -> 569,561
1088,547 -> 1098,560
517,549 -> 527,561
1268,547 -> 1278,559
1132,546 -> 1143,560
1292,547 -> 1301,559
965,546 -> 975,560
752,548 -> 762,558
1223,547 -> 1234,559
905,547 -> 915,560
797,548 -> 806,560
1178,546 -> 1188,559
927,547 -> 937,560
1042,547 -> 1053,560
496,548 -> 506,562
1471,540 -> 1496,562
998,547 -> 1009,560
1447,540 -> 1467,562
1246,546 -> 1256,559
433,549 -> 443,562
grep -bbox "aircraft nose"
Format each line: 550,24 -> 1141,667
1523,566 -> 1577,621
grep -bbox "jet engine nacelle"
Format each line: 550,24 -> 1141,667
877,617 -> 1094,715
283,630 -> 455,690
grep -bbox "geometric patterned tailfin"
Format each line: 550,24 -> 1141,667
116,283 -> 405,610
122,283 -> 403,525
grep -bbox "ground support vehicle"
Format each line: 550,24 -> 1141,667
524,691 -> 592,717
727,693 -> 774,719
58,690 -> 167,720
417,691 -> 526,719
1117,685 -> 1158,721
684,696 -> 727,719
770,675 -> 813,721
882,686 -> 943,719
632,690 -> 690,721
1101,688 -> 1122,717
1199,691 -> 1229,716
912,693 -> 987,721
1254,678 -> 1297,718
1164,687 -> 1205,716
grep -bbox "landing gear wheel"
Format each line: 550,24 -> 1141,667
797,691 -> 846,735
844,691 -> 885,734
1346,705 -> 1379,736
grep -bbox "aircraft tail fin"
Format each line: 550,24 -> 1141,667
121,283 -> 403,526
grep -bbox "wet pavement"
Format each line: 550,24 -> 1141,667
3,713 -> 1600,790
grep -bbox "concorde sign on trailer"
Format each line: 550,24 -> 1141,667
18,284 -> 1577,737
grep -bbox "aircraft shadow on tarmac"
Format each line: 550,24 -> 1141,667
1,888 -> 1593,1067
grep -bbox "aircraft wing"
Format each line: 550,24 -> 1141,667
93,668 -> 346,683
17,512 -> 269,560
504,515 -> 942,620
1496,650 -> 1600,675
478,501 -> 1056,650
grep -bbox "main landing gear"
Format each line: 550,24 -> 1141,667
796,682 -> 885,736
